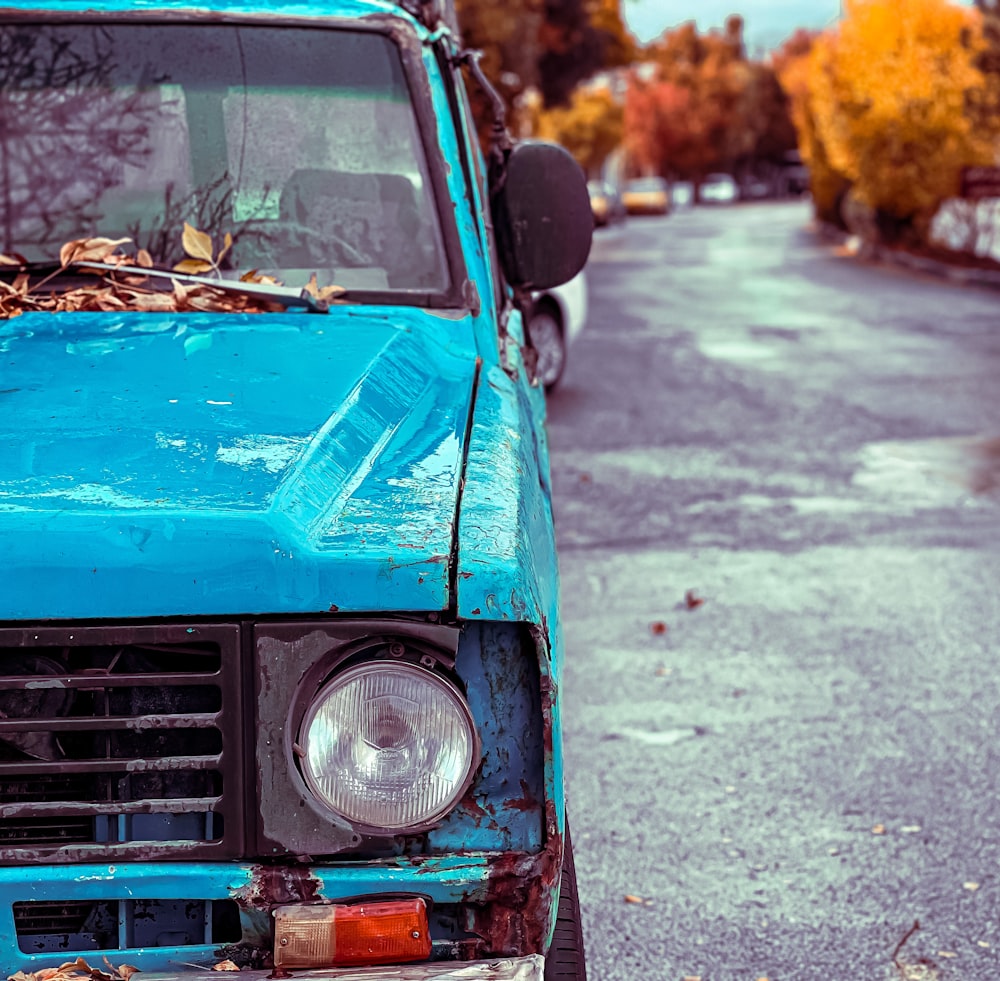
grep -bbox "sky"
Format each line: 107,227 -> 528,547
621,0 -> 842,54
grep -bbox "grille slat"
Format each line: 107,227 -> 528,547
0,756 -> 222,777
0,712 -> 220,733
1,796 -> 222,818
0,625 -> 243,862
0,672 -> 221,689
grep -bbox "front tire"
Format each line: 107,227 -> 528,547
544,822 -> 587,981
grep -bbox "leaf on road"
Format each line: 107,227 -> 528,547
211,961 -> 240,972
895,963 -> 939,981
650,621 -> 668,635
685,589 -> 705,609
871,823 -> 886,835
963,881 -> 980,891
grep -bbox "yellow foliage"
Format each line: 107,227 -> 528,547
777,35 -> 850,225
810,0 -> 997,225
534,86 -> 624,176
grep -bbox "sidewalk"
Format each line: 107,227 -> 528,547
817,221 -> 1000,291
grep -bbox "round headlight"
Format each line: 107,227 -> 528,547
298,660 -> 479,833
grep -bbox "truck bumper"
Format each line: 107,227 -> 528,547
137,955 -> 544,981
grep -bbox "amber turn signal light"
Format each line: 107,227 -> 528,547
273,898 -> 432,968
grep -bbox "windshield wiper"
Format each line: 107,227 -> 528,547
0,259 -> 333,313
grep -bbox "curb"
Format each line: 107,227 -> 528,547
816,221 -> 1000,292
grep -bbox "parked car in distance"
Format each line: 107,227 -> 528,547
622,176 -> 671,215
587,180 -> 626,227
700,172 -> 739,204
529,270 -> 588,391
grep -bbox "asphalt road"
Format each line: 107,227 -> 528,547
546,201 -> 1000,981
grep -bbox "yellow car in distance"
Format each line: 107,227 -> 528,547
587,180 -> 625,226
622,176 -> 671,215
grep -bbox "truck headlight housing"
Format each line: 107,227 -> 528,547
298,660 -> 479,834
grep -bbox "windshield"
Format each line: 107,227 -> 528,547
0,22 -> 450,297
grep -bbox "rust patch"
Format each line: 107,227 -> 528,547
460,794 -> 489,820
232,865 -> 323,911
467,828 -> 563,957
503,778 -> 540,814
539,675 -> 556,757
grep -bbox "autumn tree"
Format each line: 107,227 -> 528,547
456,0 -> 633,120
535,85 -> 624,176
624,16 -> 797,195
0,25 -> 158,254
970,0 -> 1000,126
775,30 -> 850,226
623,73 -> 692,179
809,0 -> 997,245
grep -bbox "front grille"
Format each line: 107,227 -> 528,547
14,898 -> 242,953
0,624 -> 243,863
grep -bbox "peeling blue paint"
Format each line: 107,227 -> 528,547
0,0 -> 574,973
0,859 -> 493,974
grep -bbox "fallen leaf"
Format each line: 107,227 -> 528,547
682,976 -> 702,981
59,236 -> 132,266
102,957 -> 140,981
655,665 -> 672,676
216,231 -> 233,266
623,894 -> 645,904
182,222 -> 215,263
937,951 -> 957,958
650,621 -> 668,635
895,964 -> 938,981
977,941 -> 990,948
963,881 -> 980,891
685,589 -> 705,609
173,258 -> 214,275
871,824 -> 886,835
211,961 -> 240,972
901,825 -> 922,834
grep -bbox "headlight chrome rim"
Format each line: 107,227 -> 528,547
297,659 -> 480,834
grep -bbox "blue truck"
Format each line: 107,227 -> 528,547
0,2 -> 592,979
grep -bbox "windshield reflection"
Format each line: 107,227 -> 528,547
0,23 -> 449,295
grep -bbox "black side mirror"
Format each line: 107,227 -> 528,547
492,141 -> 592,292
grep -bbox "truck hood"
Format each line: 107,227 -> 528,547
0,309 -> 478,620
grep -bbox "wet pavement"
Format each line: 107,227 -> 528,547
546,201 -> 1000,981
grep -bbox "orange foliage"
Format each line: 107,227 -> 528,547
626,18 -> 797,185
778,0 -> 1000,240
